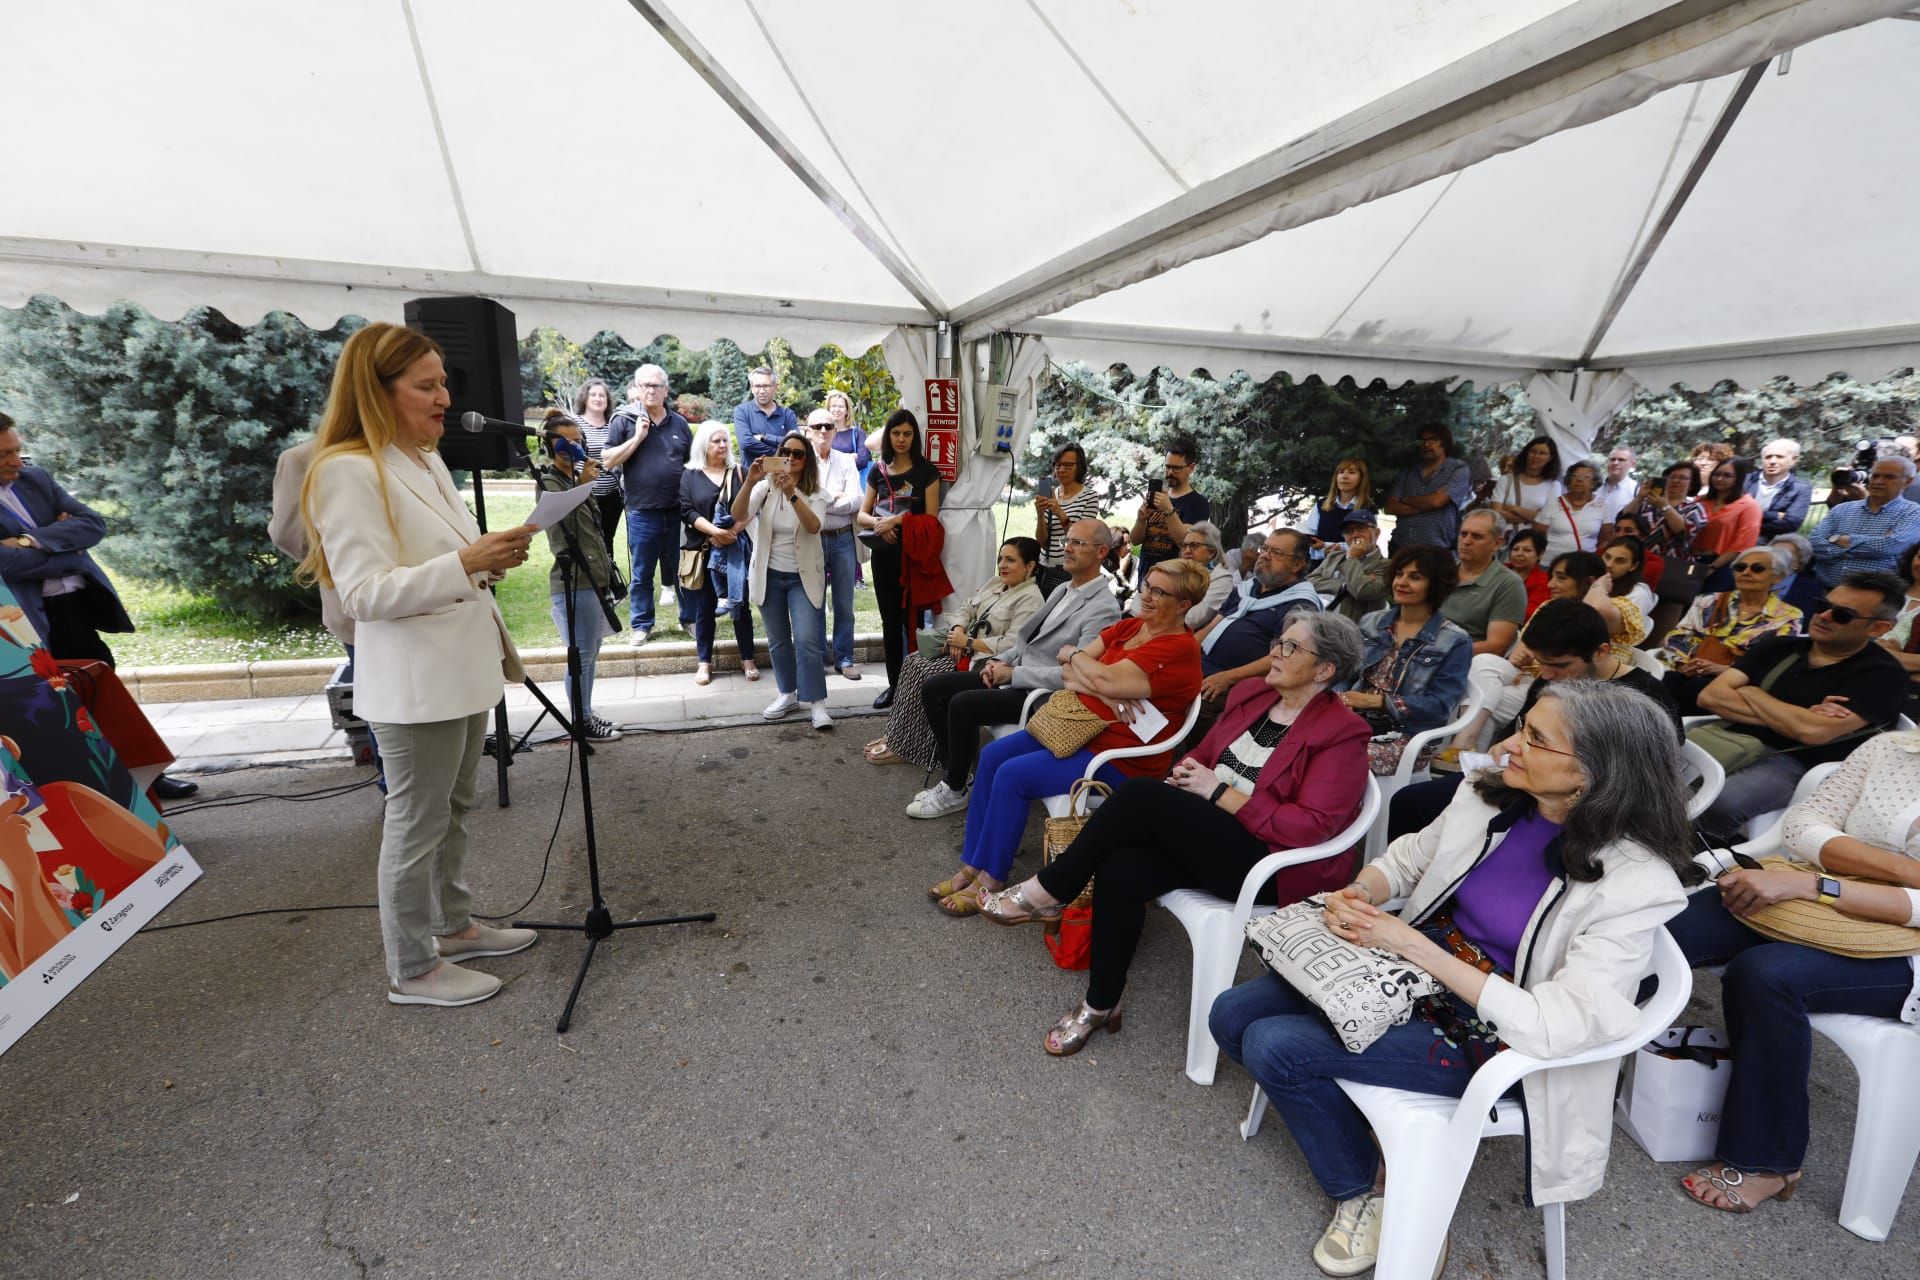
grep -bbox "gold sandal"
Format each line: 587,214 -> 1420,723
978,882 -> 1064,927
864,738 -> 903,765
927,871 -> 975,901
935,883 -> 984,917
1681,1165 -> 1801,1213
1044,1002 -> 1122,1057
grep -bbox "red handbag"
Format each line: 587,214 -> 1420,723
1043,904 -> 1094,970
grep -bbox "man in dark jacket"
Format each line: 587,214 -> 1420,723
1744,437 -> 1813,540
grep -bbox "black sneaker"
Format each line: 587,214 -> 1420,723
584,716 -> 622,742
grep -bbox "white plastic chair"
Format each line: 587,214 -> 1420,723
1720,781 -> 1920,1241
1241,929 -> 1692,1280
1729,760 -> 1842,857
1678,740 -> 1724,821
1364,681 -> 1488,860
1157,776 -> 1381,1086
1026,692 -> 1206,821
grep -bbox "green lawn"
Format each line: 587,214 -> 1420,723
94,486 -> 1134,667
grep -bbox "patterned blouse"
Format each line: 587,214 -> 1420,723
1641,498 -> 1708,559
1660,591 -> 1803,668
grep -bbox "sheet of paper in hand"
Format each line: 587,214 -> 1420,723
1245,897 -> 1444,1053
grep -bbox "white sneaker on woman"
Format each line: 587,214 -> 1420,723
809,703 -> 833,731
387,961 -> 502,1007
763,692 -> 799,719
906,780 -> 969,819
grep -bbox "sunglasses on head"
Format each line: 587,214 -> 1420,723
1811,598 -> 1868,625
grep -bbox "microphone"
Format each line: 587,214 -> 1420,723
460,411 -> 534,436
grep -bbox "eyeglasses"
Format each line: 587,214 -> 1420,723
1180,540 -> 1210,550
1513,726 -> 1577,758
1063,536 -> 1099,549
1733,561 -> 1773,574
636,381 -> 668,390
1271,638 -> 1319,661
1138,582 -> 1184,603
1810,598 -> 1869,625
775,448 -> 808,460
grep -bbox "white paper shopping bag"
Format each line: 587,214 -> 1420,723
1614,1025 -> 1731,1164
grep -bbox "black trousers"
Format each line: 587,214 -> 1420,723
920,669 -> 1030,789
868,539 -> 909,689
1038,779 -> 1277,1010
41,589 -> 117,667
1386,772 -> 1463,842
593,490 -> 624,563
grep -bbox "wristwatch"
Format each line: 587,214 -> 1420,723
1816,875 -> 1842,906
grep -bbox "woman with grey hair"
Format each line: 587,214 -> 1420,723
976,612 -> 1374,1056
1180,519 -> 1236,627
1658,544 -> 1802,713
1769,531 -> 1823,618
1211,681 -> 1698,1276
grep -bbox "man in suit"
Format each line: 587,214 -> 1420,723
907,519 -> 1122,818
0,414 -> 196,798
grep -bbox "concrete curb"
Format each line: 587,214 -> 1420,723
123,633 -> 892,703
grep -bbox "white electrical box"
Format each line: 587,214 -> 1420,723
975,383 -> 1016,455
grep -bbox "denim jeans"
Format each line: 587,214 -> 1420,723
1698,753 -> 1807,846
759,569 -> 827,702
624,506 -> 685,633
820,528 -> 859,669
1209,973 -> 1483,1199
959,731 -> 1125,882
550,589 -> 612,718
342,643 -> 383,784
684,569 -> 755,665
1666,888 -> 1910,1173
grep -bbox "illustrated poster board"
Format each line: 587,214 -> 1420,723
0,579 -> 201,1056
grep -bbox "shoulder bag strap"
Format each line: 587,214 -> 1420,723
1559,496 -> 1582,551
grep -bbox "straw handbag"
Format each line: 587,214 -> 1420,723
1026,690 -> 1112,758
1742,857 -> 1920,959
1041,778 -> 1109,910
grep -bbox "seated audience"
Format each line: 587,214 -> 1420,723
1592,535 -> 1654,652
1193,528 -> 1322,711
1659,544 -> 1802,715
1308,510 -> 1388,621
1313,457 -> 1375,546
1770,531 -> 1822,619
1693,572 -> 1910,845
1439,510 -> 1527,657
906,520 -> 1120,820
1808,455 -> 1920,588
1211,682 -> 1696,1276
975,612 -> 1371,1055
1104,521 -> 1138,607
1228,532 -> 1265,583
1607,511 -> 1663,587
1504,528 -> 1551,616
924,560 -> 1206,913
1338,547 -> 1472,776
864,538 -> 1044,767
1179,521 -> 1236,627
1879,540 -> 1920,700
1671,731 -> 1920,1213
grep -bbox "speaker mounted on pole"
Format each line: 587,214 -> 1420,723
403,295 -> 524,473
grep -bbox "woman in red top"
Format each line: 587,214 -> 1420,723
1694,456 -> 1763,579
1505,528 -> 1552,617
927,560 -> 1206,915
976,610 -> 1371,1055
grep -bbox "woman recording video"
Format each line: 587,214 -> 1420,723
301,323 -> 538,1009
538,409 -> 622,743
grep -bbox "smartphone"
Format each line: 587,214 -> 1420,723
1147,476 -> 1164,497
1037,475 -> 1057,501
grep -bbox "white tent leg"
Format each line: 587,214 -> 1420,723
1524,370 -> 1638,462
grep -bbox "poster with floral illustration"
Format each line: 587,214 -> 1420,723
0,580 -> 201,1056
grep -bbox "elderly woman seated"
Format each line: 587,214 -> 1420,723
926,558 -> 1207,915
974,612 -> 1372,1055
1338,546 -> 1472,776
1179,520 -> 1236,627
1671,731 -> 1920,1214
1658,543 -> 1802,714
1210,682 -> 1698,1275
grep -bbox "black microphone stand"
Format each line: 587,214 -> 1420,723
510,446 -> 715,1033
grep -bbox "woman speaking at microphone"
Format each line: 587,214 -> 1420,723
300,323 -> 539,1008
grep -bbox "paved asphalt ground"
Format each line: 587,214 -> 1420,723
2,723 -> 1915,1279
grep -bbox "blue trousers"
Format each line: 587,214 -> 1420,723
624,507 -> 686,633
1209,974 -> 1482,1200
960,732 -> 1125,882
343,643 -> 384,788
759,569 -> 827,702
1667,888 -> 1910,1173
549,589 -> 612,718
1698,753 -> 1807,847
683,568 -> 754,665
820,528 -> 859,669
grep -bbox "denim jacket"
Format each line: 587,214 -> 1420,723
1343,606 -> 1473,734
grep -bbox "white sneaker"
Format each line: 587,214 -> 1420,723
906,780 -> 969,819
762,692 -> 799,719
387,961 -> 502,1007
434,923 -> 538,960
1312,1194 -> 1382,1277
809,703 -> 833,731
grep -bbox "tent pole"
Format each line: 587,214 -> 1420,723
1577,60 -> 1770,364
621,0 -> 946,318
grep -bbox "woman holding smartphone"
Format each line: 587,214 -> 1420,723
1034,442 -> 1100,571
732,430 -> 832,731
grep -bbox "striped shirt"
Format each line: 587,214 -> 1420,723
573,415 -> 620,496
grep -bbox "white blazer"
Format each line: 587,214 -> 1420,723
307,444 -> 524,725
744,479 -> 827,609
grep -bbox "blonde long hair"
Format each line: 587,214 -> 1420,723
296,323 -> 444,588
1321,457 -> 1372,512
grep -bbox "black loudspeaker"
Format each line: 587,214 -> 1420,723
403,295 -> 524,471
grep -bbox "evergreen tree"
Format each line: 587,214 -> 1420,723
821,344 -> 900,437
0,296 -> 357,620
708,338 -> 750,420
581,330 -> 642,397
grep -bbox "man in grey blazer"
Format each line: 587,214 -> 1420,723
909,519 -> 1121,818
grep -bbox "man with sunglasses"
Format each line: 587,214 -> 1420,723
1694,572 -> 1909,845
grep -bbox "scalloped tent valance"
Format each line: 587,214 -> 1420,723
1,1 -> 1915,397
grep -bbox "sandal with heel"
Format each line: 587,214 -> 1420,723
1045,1002 -> 1122,1056
978,882 -> 1064,927
1681,1165 -> 1801,1213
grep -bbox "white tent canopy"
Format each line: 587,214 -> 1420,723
3,0 -> 1916,592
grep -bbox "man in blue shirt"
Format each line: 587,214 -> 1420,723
603,364 -> 693,642
1382,423 -> 1474,551
732,366 -> 798,466
1807,455 -> 1920,588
